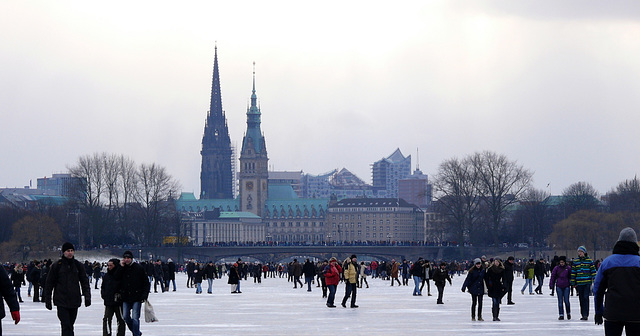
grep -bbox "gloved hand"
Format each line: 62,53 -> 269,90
595,314 -> 603,325
45,301 -> 52,310
85,296 -> 91,307
461,288 -> 466,292
11,311 -> 20,324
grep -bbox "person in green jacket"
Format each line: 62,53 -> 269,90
520,259 -> 535,295
571,245 -> 597,321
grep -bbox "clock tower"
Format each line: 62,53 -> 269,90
239,64 -> 268,216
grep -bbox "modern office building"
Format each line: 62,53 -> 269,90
398,168 -> 431,209
36,173 -> 82,197
371,148 -> 412,198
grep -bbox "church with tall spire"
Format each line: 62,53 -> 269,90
180,50 -> 330,245
200,45 -> 234,199
239,63 -> 269,216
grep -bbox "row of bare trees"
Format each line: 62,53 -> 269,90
432,150 -> 640,252
66,152 -> 181,247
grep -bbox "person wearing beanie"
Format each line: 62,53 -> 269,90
117,250 -> 150,336
571,244 -> 597,321
44,242 -> 91,336
593,227 -> 640,334
228,262 -> 240,293
323,258 -> 342,307
432,262 -> 452,304
101,258 -> 125,336
61,242 -> 74,254
462,258 -> 485,321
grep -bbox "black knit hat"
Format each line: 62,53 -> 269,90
122,251 -> 134,259
62,242 -> 75,252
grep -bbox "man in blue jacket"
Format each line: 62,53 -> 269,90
593,227 -> 640,335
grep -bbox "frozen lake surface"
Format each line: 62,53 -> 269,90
6,271 -> 607,335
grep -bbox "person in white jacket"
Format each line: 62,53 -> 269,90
359,262 -> 369,288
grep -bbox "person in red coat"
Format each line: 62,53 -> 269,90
323,257 -> 342,308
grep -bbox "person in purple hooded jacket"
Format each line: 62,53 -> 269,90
549,256 -> 571,320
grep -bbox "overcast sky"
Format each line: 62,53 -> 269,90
1,1 -> 639,196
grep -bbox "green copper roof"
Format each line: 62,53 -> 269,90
176,192 -> 238,212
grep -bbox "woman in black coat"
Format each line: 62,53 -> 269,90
485,258 -> 507,321
227,263 -> 240,293
462,258 -> 485,321
11,265 -> 25,303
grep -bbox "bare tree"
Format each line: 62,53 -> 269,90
135,163 -> 180,246
562,181 -> 601,216
68,152 -> 106,246
512,188 -> 551,246
607,176 -> 640,213
68,152 -> 181,247
470,151 -> 533,246
116,155 -> 138,244
433,157 -> 481,244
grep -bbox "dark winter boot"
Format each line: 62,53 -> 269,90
493,307 -> 500,321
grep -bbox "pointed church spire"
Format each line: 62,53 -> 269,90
250,61 -> 258,109
242,62 -> 266,155
209,42 -> 223,117
201,44 -> 233,199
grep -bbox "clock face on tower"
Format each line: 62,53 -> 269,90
245,181 -> 254,191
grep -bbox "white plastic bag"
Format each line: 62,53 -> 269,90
144,300 -> 158,323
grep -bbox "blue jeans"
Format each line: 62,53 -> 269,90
576,284 -> 591,318
305,276 -> 314,291
123,301 -> 142,336
237,280 -> 241,292
556,286 -> 570,317
195,282 -> 202,293
327,284 -> 337,305
412,276 -> 422,295
521,278 -> 533,293
492,297 -> 500,309
207,278 -> 213,293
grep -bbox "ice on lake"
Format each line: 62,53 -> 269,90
6,271 -> 606,335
